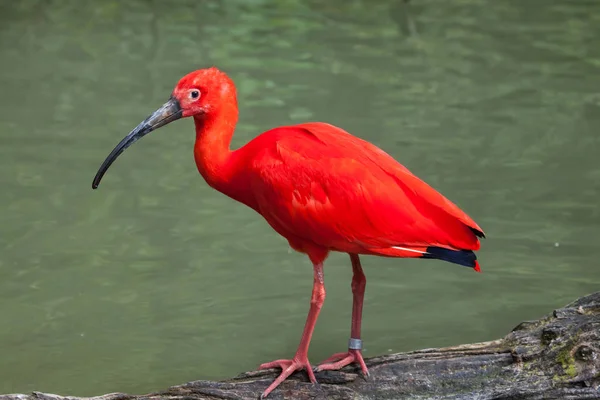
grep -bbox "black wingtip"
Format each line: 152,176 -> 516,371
470,227 -> 486,239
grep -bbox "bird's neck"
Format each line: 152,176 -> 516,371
193,105 -> 240,198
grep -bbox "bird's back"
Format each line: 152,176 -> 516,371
235,122 -> 484,257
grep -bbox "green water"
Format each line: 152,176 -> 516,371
1,0 -> 599,395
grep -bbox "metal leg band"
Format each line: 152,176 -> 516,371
348,338 -> 362,350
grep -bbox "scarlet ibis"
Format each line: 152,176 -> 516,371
92,67 -> 485,398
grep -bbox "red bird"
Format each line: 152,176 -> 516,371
92,67 -> 485,398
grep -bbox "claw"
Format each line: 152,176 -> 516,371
259,357 -> 315,398
315,349 -> 369,376
361,369 -> 370,381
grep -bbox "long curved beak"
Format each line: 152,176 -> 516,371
92,97 -> 182,189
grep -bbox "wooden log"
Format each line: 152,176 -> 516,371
2,292 -> 599,400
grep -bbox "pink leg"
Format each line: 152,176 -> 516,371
258,262 -> 326,398
316,253 -> 368,375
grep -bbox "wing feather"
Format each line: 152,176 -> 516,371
246,122 -> 483,254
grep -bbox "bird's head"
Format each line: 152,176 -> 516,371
172,67 -> 237,118
92,67 -> 235,189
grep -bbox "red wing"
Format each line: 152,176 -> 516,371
247,123 -> 483,253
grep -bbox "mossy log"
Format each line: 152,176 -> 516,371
2,292 -> 599,400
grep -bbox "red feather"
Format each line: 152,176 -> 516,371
234,122 -> 484,260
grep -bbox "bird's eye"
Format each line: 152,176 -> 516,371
190,90 -> 200,100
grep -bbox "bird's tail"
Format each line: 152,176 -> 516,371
369,245 -> 481,272
422,246 -> 481,272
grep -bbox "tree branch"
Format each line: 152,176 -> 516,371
2,292 -> 599,400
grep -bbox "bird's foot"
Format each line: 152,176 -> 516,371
315,349 -> 369,376
258,357 -> 316,398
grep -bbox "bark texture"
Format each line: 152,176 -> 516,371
2,292 -> 599,400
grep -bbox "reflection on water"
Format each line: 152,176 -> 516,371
1,0 -> 599,395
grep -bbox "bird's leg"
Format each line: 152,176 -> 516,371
258,262 -> 325,398
315,253 -> 368,376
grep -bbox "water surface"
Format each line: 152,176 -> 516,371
1,0 -> 599,395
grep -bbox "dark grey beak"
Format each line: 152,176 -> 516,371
92,97 -> 182,189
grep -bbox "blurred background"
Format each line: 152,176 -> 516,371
1,0 -> 599,396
